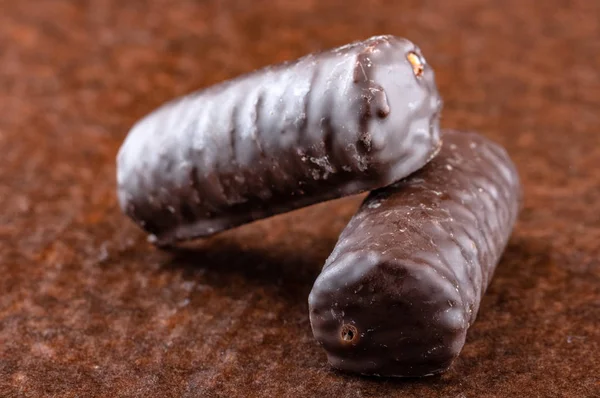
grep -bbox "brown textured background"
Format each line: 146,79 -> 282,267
0,0 -> 599,397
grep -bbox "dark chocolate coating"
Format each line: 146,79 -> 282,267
308,130 -> 521,377
116,35 -> 442,245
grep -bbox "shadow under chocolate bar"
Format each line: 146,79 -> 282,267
116,35 -> 442,245
309,130 -> 521,377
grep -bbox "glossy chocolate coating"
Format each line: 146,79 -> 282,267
116,35 -> 442,245
309,130 -> 521,377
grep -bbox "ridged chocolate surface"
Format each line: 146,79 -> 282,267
116,35 -> 442,245
309,130 -> 521,377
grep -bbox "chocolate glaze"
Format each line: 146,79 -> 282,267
309,130 -> 521,377
116,35 -> 442,245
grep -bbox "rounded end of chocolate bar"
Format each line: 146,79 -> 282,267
308,250 -> 468,377
361,36 -> 443,186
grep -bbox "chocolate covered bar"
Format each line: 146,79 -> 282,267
309,130 -> 521,377
116,35 -> 442,245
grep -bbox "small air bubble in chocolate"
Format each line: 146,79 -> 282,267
340,324 -> 358,344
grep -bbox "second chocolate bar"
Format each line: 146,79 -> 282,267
309,130 -> 521,377
117,35 -> 442,245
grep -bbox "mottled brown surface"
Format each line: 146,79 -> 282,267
0,0 -> 598,397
